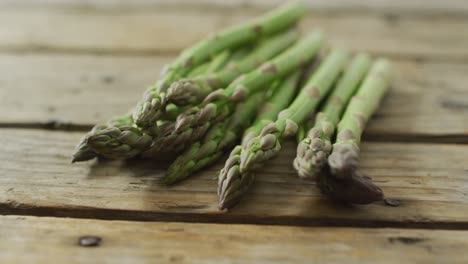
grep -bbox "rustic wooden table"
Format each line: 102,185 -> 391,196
1,0 -> 468,263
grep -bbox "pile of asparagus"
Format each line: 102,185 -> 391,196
72,1 -> 393,210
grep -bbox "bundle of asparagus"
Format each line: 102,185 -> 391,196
71,1 -> 394,211
216,49 -> 349,209
72,1 -> 308,162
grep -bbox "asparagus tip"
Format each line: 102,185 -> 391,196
328,143 -> 360,179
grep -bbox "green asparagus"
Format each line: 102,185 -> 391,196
166,29 -> 299,106
146,32 -> 324,155
294,53 -> 371,180
185,50 -> 231,78
163,89 -> 267,184
133,1 -> 307,129
218,71 -> 301,210
71,114 -> 133,162
239,49 -> 349,173
328,59 -> 393,179
86,125 -> 152,160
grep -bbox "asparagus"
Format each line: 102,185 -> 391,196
185,50 -> 231,78
163,89 -> 266,184
72,38 -> 228,161
146,32 -> 324,154
328,59 -> 393,179
239,49 -> 349,173
73,46 -> 233,161
133,1 -> 307,129
218,72 -> 301,210
71,114 -> 133,162
294,53 -> 371,180
86,124 -> 152,160
166,29 -> 299,106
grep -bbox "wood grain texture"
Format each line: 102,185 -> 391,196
2,0 -> 468,15
1,215 -> 468,264
1,129 -> 467,227
1,55 -> 466,140
0,9 -> 467,59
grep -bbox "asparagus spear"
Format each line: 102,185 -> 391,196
133,1 -> 307,129
166,29 -> 299,106
146,32 -> 324,154
238,50 -> 349,173
86,124 -> 153,160
163,89 -> 266,185
185,50 -> 231,78
74,47 -> 235,161
218,71 -> 301,210
294,53 -> 371,180
328,59 -> 393,179
71,114 -> 133,162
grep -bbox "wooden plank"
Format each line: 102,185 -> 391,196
1,129 -> 467,227
2,0 -> 468,16
1,215 -> 468,264
0,54 -> 466,140
0,9 -> 467,59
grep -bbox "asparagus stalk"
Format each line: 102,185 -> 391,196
146,32 -> 324,154
328,59 -> 393,179
317,59 -> 392,205
72,50 -> 219,162
163,89 -> 266,184
185,50 -> 231,78
205,50 -> 232,73
218,71 -> 302,210
71,114 -> 133,162
133,1 -> 307,129
73,48 -> 233,161
294,53 -> 371,180
86,124 -> 153,160
166,29 -> 299,106
239,49 -> 349,173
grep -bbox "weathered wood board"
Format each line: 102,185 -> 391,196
0,55 -> 467,141
0,9 -> 467,59
1,1 -> 468,263
1,215 -> 468,264
1,129 -> 467,227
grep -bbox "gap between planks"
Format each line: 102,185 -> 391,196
3,205 -> 468,231
0,126 -> 466,145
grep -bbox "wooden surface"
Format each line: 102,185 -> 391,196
0,1 -> 467,263
2,129 -> 468,228
2,215 -> 468,264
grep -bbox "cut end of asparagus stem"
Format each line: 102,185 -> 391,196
327,142 -> 360,179
317,168 -> 384,205
293,127 -> 332,180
